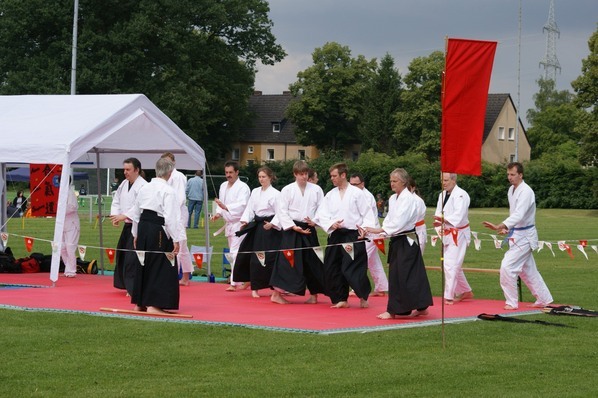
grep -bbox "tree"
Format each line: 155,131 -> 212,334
526,78 -> 582,159
286,42 -> 376,151
571,26 -> 598,166
0,0 -> 286,161
393,51 -> 444,160
357,53 -> 403,154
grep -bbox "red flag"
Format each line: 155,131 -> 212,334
579,240 -> 587,247
284,250 -> 295,268
193,253 -> 203,268
373,238 -> 386,255
105,248 -> 116,264
441,38 -> 497,176
24,237 -> 34,252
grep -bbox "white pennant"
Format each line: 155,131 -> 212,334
343,243 -> 355,260
557,240 -> 567,251
51,241 -> 60,253
544,242 -> 555,257
577,245 -> 588,260
537,241 -> 545,252
430,236 -> 438,247
136,250 -> 145,265
493,239 -> 502,249
77,245 -> 87,261
0,232 -> 8,247
592,245 -> 598,255
406,236 -> 415,246
474,238 -> 481,251
312,247 -> 324,263
255,251 -> 266,267
471,231 -> 478,240
166,253 -> 176,267
224,253 -> 234,265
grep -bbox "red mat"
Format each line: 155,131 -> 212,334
0,273 -> 541,334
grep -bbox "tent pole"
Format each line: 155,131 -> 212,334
203,171 -> 211,278
95,151 -> 105,274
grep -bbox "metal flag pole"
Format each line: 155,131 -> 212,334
70,0 -> 79,95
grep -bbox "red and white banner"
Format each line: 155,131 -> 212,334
29,164 -> 62,217
441,38 -> 497,176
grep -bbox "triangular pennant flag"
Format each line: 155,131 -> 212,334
105,248 -> 116,264
136,250 -> 146,265
450,229 -> 458,246
579,240 -> 587,247
493,239 -> 502,249
577,245 -> 588,260
490,234 -> 498,241
565,244 -> 574,260
406,236 -> 415,246
537,241 -> 545,252
592,245 -> 598,255
557,241 -> 567,251
24,236 -> 34,252
343,243 -> 355,260
284,250 -> 295,267
471,231 -> 478,240
51,241 -> 60,254
312,247 -> 324,263
255,251 -> 266,267
192,253 -> 203,268
166,253 -> 176,266
373,238 -> 386,254
474,238 -> 481,251
77,245 -> 87,261
544,242 -> 555,257
430,236 -> 438,247
224,253 -> 234,265
0,232 -> 8,247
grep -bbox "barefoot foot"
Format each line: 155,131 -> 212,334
360,298 -> 369,308
271,292 -> 290,304
504,304 -> 517,310
331,301 -> 349,309
251,290 -> 260,298
377,311 -> 395,319
455,291 -> 474,302
304,295 -> 318,304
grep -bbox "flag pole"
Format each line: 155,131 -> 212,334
439,35 -> 449,350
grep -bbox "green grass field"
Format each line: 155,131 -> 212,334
1,204 -> 597,397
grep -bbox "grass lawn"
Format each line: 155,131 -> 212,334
1,205 -> 597,397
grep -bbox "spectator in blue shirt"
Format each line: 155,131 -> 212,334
185,170 -> 204,228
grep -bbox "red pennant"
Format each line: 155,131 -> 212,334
451,229 -> 458,246
579,240 -> 587,247
24,237 -> 34,252
373,238 -> 386,254
193,253 -> 203,268
105,248 -> 116,264
284,250 -> 295,268
564,244 -> 574,260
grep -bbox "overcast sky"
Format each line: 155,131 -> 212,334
255,0 -> 597,125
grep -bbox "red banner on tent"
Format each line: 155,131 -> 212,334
29,164 -> 62,217
441,38 -> 497,176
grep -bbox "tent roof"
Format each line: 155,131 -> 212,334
0,94 -> 204,170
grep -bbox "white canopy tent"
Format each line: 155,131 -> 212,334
0,94 -> 206,283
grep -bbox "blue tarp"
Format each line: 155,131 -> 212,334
6,167 -> 89,182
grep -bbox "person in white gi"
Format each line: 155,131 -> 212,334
315,163 -> 377,308
61,177 -> 80,278
161,153 -> 193,286
109,158 -> 147,294
434,173 -> 474,305
269,160 -> 326,305
211,161 -> 250,291
349,173 -> 388,296
483,162 -> 553,310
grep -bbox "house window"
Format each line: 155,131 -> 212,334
232,148 -> 240,160
267,149 -> 274,160
246,159 -> 255,167
508,127 -> 515,141
298,149 -> 305,160
498,126 -> 505,140
248,146 -> 254,154
509,154 -> 516,162
352,151 -> 359,161
272,123 -> 281,133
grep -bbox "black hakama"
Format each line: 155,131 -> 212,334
270,220 -> 326,296
232,215 -> 281,290
386,231 -> 433,315
113,223 -> 140,295
323,228 -> 371,304
131,210 -> 179,310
